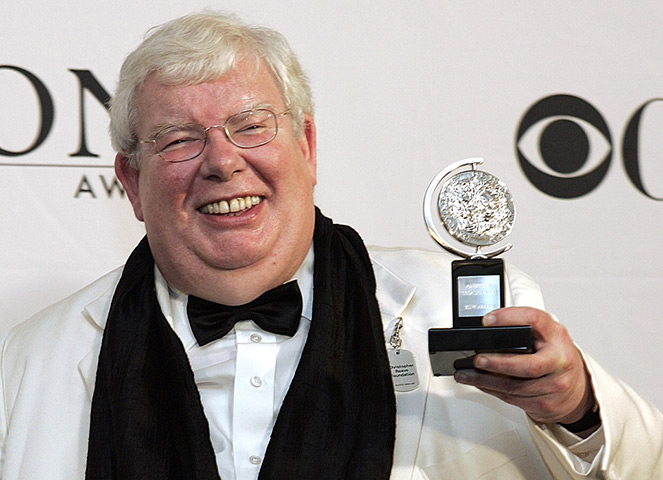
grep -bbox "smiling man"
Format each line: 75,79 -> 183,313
0,11 -> 661,480
117,60 -> 317,306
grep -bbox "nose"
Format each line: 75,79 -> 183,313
197,127 -> 246,181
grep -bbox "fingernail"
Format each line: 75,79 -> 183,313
475,356 -> 488,368
455,372 -> 468,383
483,314 -> 496,326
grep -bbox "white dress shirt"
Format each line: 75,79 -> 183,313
154,247 -> 314,480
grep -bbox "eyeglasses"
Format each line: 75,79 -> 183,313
140,108 -> 290,163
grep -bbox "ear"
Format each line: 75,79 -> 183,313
297,114 -> 317,187
115,153 -> 144,222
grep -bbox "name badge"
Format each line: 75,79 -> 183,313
388,348 -> 419,392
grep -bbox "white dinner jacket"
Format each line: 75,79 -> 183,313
0,246 -> 661,479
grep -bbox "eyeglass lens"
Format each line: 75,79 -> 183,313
154,109 -> 278,162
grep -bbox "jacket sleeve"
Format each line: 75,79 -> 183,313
529,352 -> 663,479
507,266 -> 663,479
506,265 -> 663,478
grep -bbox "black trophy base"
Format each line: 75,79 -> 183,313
428,326 -> 534,376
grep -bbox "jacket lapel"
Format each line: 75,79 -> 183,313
373,259 -> 431,479
78,284 -> 114,399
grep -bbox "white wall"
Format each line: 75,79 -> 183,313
2,1 -> 662,409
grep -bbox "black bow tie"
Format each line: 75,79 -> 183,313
186,280 -> 303,346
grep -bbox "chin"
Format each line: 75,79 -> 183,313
202,246 -> 270,271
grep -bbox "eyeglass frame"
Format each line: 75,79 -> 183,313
138,108 -> 291,163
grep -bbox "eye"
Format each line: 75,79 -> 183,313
227,109 -> 274,137
155,128 -> 204,151
515,94 -> 613,198
234,121 -> 269,135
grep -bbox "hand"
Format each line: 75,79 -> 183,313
454,307 -> 595,425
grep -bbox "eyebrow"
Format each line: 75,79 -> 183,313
143,121 -> 198,141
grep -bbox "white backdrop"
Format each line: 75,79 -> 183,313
2,1 -> 662,410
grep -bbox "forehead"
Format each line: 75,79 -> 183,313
136,60 -> 284,131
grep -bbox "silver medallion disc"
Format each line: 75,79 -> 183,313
438,170 -> 515,247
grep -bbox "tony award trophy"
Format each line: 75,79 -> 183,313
424,157 -> 534,376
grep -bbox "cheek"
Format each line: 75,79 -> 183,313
275,144 -> 316,188
138,167 -> 189,214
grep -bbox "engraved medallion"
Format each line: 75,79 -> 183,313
423,157 -> 515,259
438,170 -> 515,247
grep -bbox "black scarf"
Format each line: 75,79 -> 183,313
86,208 -> 396,479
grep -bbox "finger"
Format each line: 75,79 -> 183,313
484,307 -> 558,343
473,343 -> 563,378
455,368 -> 583,422
456,362 -> 573,398
455,367 -> 548,397
473,385 -> 559,421
483,307 -> 573,360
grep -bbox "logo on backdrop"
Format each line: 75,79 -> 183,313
515,94 -> 663,200
0,65 -> 123,199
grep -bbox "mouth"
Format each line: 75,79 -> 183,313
198,195 -> 263,215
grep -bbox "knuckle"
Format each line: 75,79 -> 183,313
526,355 -> 549,378
538,396 -> 557,415
551,374 -> 571,393
527,361 -> 546,378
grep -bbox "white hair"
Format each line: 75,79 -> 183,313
109,11 -> 313,168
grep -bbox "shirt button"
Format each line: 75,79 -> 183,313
250,333 -> 262,343
249,455 -> 262,465
250,376 -> 263,387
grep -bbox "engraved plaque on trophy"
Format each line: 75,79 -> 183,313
424,158 -> 534,376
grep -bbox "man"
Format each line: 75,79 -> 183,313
0,11 -> 661,480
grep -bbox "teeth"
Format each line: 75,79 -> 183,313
200,196 -> 262,215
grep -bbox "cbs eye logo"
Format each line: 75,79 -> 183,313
515,94 -> 663,200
